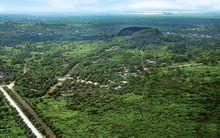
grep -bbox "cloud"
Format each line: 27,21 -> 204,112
125,0 -> 220,12
43,0 -> 220,12
0,7 -> 5,12
41,0 -> 101,11
0,0 -> 220,13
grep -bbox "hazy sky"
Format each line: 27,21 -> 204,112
0,0 -> 220,13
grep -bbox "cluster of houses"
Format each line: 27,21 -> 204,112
0,71 -> 12,79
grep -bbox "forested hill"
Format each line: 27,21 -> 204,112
118,27 -> 162,36
115,27 -> 163,48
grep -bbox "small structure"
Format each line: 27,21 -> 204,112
143,67 -> 149,71
146,59 -> 156,64
114,86 -> 122,90
122,81 -> 128,84
94,82 -> 99,86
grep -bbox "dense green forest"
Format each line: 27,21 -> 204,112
0,14 -> 219,137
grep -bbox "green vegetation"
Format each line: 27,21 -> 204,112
14,41 -> 107,98
0,15 -> 219,137
31,65 -> 220,137
0,95 -> 28,137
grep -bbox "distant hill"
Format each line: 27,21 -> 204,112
117,27 -> 163,48
118,27 -> 162,36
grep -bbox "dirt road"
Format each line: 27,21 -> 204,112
7,83 -> 56,138
0,86 -> 43,138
